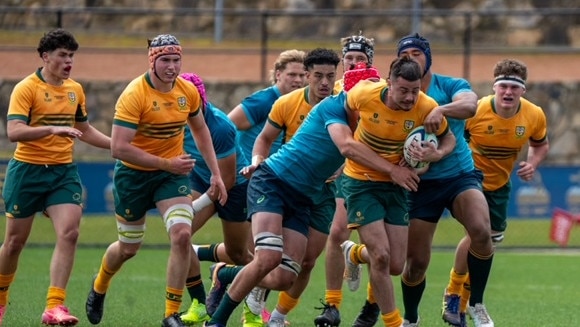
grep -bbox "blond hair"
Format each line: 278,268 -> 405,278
270,49 -> 306,85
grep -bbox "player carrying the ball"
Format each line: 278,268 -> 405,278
340,55 -> 455,327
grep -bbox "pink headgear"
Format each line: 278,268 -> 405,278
343,62 -> 380,92
180,72 -> 208,107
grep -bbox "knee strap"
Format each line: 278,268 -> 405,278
163,203 -> 193,232
254,232 -> 283,252
116,221 -> 146,244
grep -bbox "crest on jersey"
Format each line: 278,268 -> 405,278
404,120 -> 415,132
68,92 -> 76,103
515,126 -> 525,138
177,96 -> 187,109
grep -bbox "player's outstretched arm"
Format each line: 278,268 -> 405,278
328,122 -> 419,192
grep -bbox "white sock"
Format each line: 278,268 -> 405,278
270,309 -> 286,321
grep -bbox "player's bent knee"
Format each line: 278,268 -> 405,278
300,258 -> 316,273
163,203 -> 193,233
390,263 -> 405,276
406,259 -> 429,278
226,248 -> 252,265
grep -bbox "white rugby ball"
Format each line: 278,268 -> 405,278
403,126 -> 438,168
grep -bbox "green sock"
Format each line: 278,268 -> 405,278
208,293 -> 240,325
196,243 -> 220,262
401,277 -> 426,323
217,265 -> 244,284
467,250 -> 493,305
185,275 -> 206,304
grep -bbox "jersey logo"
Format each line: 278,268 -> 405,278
515,126 -> 525,138
152,101 -> 160,111
368,112 -> 380,124
177,96 -> 187,111
257,195 -> 266,204
68,92 -> 76,104
404,120 -> 415,132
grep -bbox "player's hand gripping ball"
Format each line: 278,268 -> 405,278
403,126 -> 438,169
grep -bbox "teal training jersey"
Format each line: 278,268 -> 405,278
422,73 -> 475,179
237,85 -> 284,160
267,92 -> 349,203
184,102 -> 248,186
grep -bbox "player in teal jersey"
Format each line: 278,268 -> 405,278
204,67 -> 387,327
178,73 -> 253,326
399,34 -> 493,327
228,49 -> 306,160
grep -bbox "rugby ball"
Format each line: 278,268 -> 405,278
403,126 -> 438,168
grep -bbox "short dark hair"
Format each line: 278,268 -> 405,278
303,48 -> 340,71
37,28 -> 79,57
389,56 -> 422,82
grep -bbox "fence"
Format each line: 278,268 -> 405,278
0,6 -> 579,83
1,6 -> 580,248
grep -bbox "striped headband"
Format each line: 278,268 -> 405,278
494,75 -> 526,89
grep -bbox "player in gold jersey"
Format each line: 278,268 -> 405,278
85,34 -> 227,327
443,58 -> 549,325
342,56 -> 455,327
317,33 -> 379,327
0,29 -> 111,326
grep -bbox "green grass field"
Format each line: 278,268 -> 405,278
1,215 -> 579,326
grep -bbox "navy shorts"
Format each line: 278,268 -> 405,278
408,169 -> 483,223
189,171 -> 248,222
246,164 -> 312,236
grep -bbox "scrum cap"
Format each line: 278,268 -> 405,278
343,62 -> 380,92
148,34 -> 182,69
397,33 -> 432,75
342,34 -> 375,64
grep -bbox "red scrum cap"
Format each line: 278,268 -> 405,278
343,62 -> 380,92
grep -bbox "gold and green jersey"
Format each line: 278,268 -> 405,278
334,79 -> 345,94
7,69 -> 88,164
344,80 -> 447,182
268,86 -> 319,143
113,72 -> 202,171
466,95 -> 548,191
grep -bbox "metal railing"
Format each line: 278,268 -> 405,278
1,6 -> 579,83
